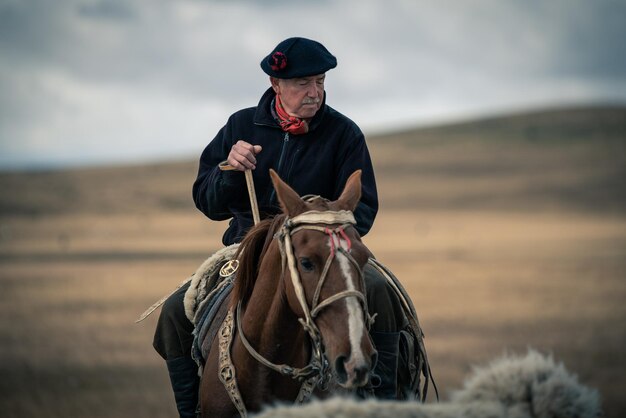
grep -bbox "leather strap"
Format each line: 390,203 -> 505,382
218,309 -> 247,417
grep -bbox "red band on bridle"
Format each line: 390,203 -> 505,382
337,227 -> 352,252
324,226 -> 352,258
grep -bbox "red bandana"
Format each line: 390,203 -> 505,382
274,95 -> 309,135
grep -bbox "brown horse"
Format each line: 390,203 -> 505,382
199,169 -> 377,417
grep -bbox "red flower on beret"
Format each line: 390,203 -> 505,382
270,51 -> 287,71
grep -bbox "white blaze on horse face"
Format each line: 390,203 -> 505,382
330,235 -> 366,367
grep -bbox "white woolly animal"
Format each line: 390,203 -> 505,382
253,350 -> 602,418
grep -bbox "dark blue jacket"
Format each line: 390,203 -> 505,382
193,87 -> 378,246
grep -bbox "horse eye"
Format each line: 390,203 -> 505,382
299,257 -> 314,272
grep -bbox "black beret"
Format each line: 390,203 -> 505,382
260,37 -> 337,79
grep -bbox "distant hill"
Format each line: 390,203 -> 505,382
0,105 -> 624,217
370,105 -> 626,144
369,105 -> 626,213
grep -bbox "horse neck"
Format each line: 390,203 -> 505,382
238,241 -> 310,373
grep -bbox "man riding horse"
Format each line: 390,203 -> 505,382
153,37 -> 416,417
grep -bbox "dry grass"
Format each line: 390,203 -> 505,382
0,107 -> 624,417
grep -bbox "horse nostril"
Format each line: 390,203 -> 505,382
334,355 -> 348,382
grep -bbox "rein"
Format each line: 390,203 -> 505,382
219,209 -> 373,417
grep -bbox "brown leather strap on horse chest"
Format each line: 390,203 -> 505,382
217,309 -> 247,418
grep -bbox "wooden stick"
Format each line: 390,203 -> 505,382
244,169 -> 261,225
219,162 -> 261,226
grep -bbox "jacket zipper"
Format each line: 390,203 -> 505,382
269,132 -> 290,204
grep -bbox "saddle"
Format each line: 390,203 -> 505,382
183,244 -> 240,372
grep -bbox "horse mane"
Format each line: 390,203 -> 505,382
231,214 -> 287,308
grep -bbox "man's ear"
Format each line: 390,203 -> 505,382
335,170 -> 362,212
269,169 -> 306,216
270,77 -> 280,94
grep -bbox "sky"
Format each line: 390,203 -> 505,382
1,0 -> 625,170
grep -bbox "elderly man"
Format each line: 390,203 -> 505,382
153,37 -> 406,417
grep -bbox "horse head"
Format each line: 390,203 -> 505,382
270,169 -> 377,389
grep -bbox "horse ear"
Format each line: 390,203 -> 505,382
269,169 -> 307,216
336,170 -> 362,212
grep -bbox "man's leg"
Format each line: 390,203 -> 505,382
153,282 -> 199,418
364,262 -> 408,399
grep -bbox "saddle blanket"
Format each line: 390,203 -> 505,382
183,243 -> 240,367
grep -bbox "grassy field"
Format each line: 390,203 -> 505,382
0,106 -> 624,417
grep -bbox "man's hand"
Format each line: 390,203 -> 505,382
227,140 -> 263,171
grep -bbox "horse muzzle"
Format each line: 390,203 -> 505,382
333,350 -> 377,389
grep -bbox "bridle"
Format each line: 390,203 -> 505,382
220,208 -> 375,417
239,208 -> 375,380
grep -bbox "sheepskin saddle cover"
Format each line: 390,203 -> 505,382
183,243 -> 240,364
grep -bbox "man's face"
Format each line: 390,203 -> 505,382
271,74 -> 325,119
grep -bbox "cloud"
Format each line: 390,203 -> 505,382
76,0 -> 137,21
0,0 -> 625,169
